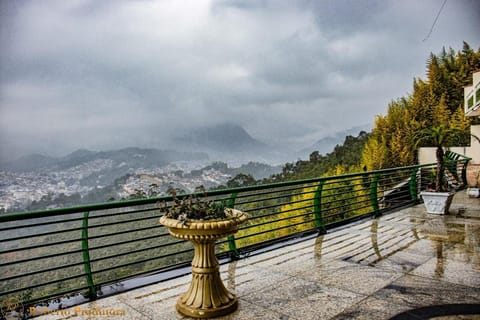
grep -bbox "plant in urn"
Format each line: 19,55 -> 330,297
159,187 -> 248,318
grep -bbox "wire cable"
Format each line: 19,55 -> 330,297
423,0 -> 448,42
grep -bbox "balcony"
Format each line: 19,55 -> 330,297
464,71 -> 480,118
28,191 -> 480,319
1,157 -> 478,319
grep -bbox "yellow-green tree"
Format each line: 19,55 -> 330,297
362,43 -> 480,170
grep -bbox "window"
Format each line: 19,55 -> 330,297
468,95 -> 474,108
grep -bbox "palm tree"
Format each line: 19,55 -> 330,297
414,126 -> 475,192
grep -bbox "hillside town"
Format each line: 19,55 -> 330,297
0,159 -> 232,213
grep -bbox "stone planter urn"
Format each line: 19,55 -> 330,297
466,187 -> 480,198
159,209 -> 248,318
420,191 -> 454,215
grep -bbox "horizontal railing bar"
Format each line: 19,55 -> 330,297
92,260 -> 193,288
18,286 -> 91,307
0,238 -> 81,255
233,185 -> 308,201
0,216 -> 83,232
87,206 -> 158,220
277,204 -> 315,215
92,248 -> 194,275
322,198 -> 374,213
86,225 -> 163,240
241,211 -> 314,231
240,202 -> 289,213
236,218 -> 318,241
0,248 -> 84,267
336,197 -> 372,208
268,196 -> 315,208
2,241 -> 188,264
235,191 -> 302,206
322,177 -> 370,186
87,214 -> 162,229
0,227 -> 83,243
89,234 -> 179,251
1,259 -> 86,282
0,272 -> 87,296
0,215 -> 162,242
380,176 -> 411,185
89,241 -> 189,264
238,209 -> 281,222
320,184 -> 362,193
323,202 -> 379,220
383,189 -> 411,197
320,194 -> 369,206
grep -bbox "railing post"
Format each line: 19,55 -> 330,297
370,173 -> 381,217
313,180 -> 326,234
226,193 -> 240,259
81,211 -> 97,299
461,159 -> 470,187
409,167 -> 419,201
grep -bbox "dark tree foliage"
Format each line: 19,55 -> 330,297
226,173 -> 257,188
266,131 -> 370,182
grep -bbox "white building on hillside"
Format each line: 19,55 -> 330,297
418,70 -> 480,186
463,70 -> 480,164
465,71 -> 480,118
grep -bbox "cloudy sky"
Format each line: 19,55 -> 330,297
0,0 -> 479,161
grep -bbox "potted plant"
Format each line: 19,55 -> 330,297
159,187 -> 248,319
415,126 -> 468,214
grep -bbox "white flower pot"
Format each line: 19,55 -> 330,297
466,188 -> 480,198
420,191 -> 454,215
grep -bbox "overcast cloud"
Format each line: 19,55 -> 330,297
1,0 -> 479,161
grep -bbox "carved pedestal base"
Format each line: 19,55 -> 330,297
176,240 -> 237,318
159,209 -> 248,319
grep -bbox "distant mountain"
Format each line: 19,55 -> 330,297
299,125 -> 372,159
1,147 -> 209,172
1,153 -> 58,172
172,123 -> 276,164
177,123 -> 266,152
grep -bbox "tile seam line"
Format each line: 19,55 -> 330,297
115,298 -> 155,320
406,266 -> 480,291
292,266 -> 404,297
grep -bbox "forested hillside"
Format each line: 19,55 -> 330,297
264,42 -> 480,183
267,131 -> 370,182
363,42 -> 480,170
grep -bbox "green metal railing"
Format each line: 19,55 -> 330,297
0,158 -> 470,316
445,150 -> 471,187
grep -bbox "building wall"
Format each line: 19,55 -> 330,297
466,164 -> 480,187
418,73 -> 480,185
464,71 -> 480,115
418,130 -> 480,186
467,125 -> 480,164
418,147 -> 469,165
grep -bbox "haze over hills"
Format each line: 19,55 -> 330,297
171,122 -> 370,164
298,124 -> 372,159
177,123 -> 266,151
172,123 -> 282,163
0,121 -> 375,212
1,122 -> 372,167
1,148 -> 209,173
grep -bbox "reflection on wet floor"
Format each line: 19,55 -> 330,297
35,191 -> 480,319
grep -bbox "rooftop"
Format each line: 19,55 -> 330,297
34,191 -> 480,320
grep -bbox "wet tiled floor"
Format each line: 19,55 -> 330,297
35,191 -> 480,319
